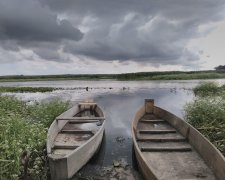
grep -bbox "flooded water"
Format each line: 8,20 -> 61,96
1,79 -> 225,179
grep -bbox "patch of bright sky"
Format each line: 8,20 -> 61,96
188,20 -> 225,70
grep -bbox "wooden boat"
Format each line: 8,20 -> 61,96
132,99 -> 225,180
47,102 -> 105,179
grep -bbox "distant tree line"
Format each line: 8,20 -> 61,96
215,65 -> 225,71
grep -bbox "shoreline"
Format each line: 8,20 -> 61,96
0,71 -> 225,82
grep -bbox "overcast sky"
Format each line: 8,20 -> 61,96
0,0 -> 225,75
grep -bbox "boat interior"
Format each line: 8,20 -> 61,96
50,103 -> 105,158
134,112 -> 216,180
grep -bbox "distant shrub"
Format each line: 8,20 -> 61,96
215,65 -> 225,71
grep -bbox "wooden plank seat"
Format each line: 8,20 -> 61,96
56,117 -> 105,121
53,144 -> 79,150
141,147 -> 192,152
68,120 -> 100,124
137,137 -> 186,142
78,102 -> 97,106
60,130 -> 94,134
140,119 -> 165,123
139,130 -> 177,134
57,117 -> 105,124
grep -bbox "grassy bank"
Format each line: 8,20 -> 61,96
0,74 -> 115,82
0,86 -> 58,93
0,86 -> 114,93
0,96 -> 69,179
0,70 -> 225,82
184,82 -> 225,155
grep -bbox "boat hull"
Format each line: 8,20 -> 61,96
49,126 -> 104,179
132,99 -> 225,180
47,102 -> 105,180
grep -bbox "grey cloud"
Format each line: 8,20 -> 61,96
21,41 -> 72,62
58,0 -> 224,65
0,0 -> 83,62
1,0 -> 225,67
32,44 -> 62,61
40,0 -> 225,23
64,13 -> 200,64
0,1 -> 83,42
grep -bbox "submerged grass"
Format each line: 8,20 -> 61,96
0,96 -> 69,179
184,82 -> 225,155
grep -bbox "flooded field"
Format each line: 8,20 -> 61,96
1,79 -> 225,179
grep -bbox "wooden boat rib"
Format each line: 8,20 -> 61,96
47,102 -> 105,179
132,99 -> 225,180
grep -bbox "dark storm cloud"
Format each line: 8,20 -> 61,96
0,0 -> 83,61
0,1 -> 83,42
0,0 -> 225,65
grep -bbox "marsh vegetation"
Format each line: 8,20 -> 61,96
0,96 -> 69,179
0,86 -> 57,93
185,82 -> 225,155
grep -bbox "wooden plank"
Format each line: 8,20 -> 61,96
60,130 -> 94,134
137,137 -> 186,142
68,120 -> 99,124
53,144 -> 79,150
56,117 -> 105,121
78,102 -> 97,106
139,130 -> 176,134
140,120 -> 165,123
141,147 -> 192,152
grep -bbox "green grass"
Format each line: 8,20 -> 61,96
193,82 -> 223,97
0,86 -> 58,93
184,82 -> 225,155
0,74 -> 116,82
148,72 -> 225,80
116,71 -> 225,80
0,96 -> 69,179
0,86 -> 115,93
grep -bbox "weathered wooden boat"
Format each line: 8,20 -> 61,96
47,102 -> 105,179
132,99 -> 225,180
